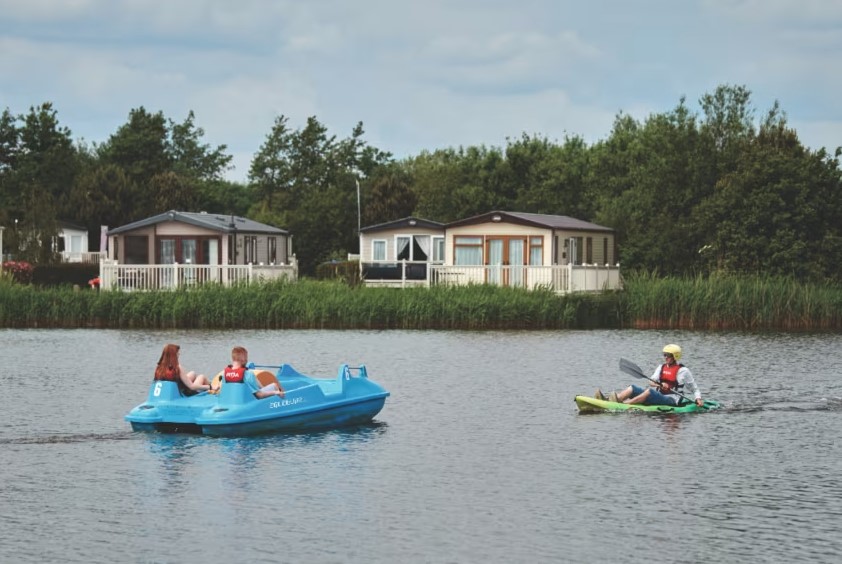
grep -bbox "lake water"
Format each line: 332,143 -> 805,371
2,328 -> 842,563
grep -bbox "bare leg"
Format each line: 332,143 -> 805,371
185,371 -> 211,390
617,386 -> 635,402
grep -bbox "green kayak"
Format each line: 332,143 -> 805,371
575,395 -> 721,414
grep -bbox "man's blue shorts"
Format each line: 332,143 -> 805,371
629,384 -> 680,406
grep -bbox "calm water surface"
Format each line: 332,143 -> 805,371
2,329 -> 842,563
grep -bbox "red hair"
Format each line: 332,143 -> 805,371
154,344 -> 181,380
231,346 -> 248,365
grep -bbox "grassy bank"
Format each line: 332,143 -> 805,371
1,274 -> 839,330
0,279 -> 619,330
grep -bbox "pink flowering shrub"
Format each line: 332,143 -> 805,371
2,261 -> 34,284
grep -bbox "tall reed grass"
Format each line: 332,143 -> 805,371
2,274 -> 839,330
620,271 -> 842,331
0,279 -> 613,330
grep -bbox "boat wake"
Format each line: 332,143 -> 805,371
0,431 -> 139,445
727,397 -> 842,413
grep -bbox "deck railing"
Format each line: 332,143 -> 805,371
99,260 -> 298,291
361,261 -> 622,293
60,251 -> 105,264
361,260 -> 442,288
428,263 -> 622,294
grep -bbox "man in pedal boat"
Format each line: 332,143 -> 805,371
605,344 -> 704,407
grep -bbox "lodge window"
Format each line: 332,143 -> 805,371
372,240 -> 386,261
396,235 -> 431,261
268,237 -> 277,264
244,236 -> 258,264
454,236 -> 483,265
529,237 -> 543,265
432,236 -> 445,262
125,235 -> 149,264
157,236 -> 219,264
573,237 -> 583,265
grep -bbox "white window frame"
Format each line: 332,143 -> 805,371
396,235 -> 412,260
372,239 -> 386,261
432,236 -> 445,263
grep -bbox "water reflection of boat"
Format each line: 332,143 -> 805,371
125,364 -> 389,437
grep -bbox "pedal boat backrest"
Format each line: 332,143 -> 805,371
217,373 -> 253,405
148,380 -> 183,402
254,369 -> 284,393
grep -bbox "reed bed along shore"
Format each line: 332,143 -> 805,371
620,272 -> 842,331
1,274 -> 839,331
0,280 -> 617,330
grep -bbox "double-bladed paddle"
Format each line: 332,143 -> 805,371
618,357 -> 708,407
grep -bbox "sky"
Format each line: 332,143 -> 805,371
1,0 -> 841,183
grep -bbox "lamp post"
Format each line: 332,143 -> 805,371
355,178 -> 361,236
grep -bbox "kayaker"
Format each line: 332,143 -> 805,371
153,343 -> 212,395
602,344 -> 704,407
223,346 -> 284,399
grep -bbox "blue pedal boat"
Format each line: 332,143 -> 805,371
125,364 -> 389,437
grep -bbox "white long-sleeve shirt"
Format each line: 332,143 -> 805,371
651,364 -> 702,400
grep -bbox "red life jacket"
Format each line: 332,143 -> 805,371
224,365 -> 246,383
658,363 -> 684,392
155,366 -> 179,381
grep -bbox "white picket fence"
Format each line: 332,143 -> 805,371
98,260 -> 297,291
361,261 -> 622,293
428,264 -> 621,293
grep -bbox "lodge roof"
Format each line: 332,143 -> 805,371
445,211 -> 614,233
107,210 -> 288,236
360,216 -> 445,233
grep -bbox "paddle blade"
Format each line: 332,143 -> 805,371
619,357 -> 647,379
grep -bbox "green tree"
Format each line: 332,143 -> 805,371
95,108 -> 232,222
249,116 -> 392,274
695,108 -> 842,280
409,146 -> 509,222
196,179 -> 254,217
508,133 -> 592,218
68,163 -> 132,230
97,107 -> 170,219
168,111 -> 232,182
0,103 -> 78,262
362,164 -> 417,226
249,115 -> 295,211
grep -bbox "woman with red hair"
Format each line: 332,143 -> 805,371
153,344 -> 212,395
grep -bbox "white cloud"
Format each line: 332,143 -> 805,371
0,0 -> 840,182
703,0 -> 842,23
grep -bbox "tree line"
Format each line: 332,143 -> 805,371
1,84 -> 841,279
